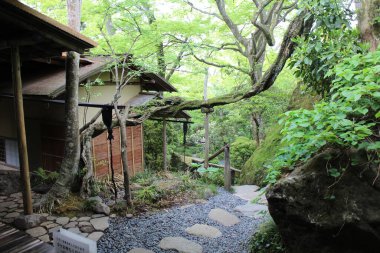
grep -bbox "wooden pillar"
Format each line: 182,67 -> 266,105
203,68 -> 210,169
224,144 -> 231,191
163,118 -> 167,171
11,46 -> 33,215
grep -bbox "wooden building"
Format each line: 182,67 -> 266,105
0,0 -> 97,214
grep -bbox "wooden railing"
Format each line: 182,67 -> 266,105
193,143 -> 241,191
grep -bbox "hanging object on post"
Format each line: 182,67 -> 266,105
183,122 -> 189,145
102,107 -> 114,140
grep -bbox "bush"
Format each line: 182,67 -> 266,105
197,167 -> 224,186
230,137 -> 256,169
267,50 -> 380,183
249,219 -> 286,253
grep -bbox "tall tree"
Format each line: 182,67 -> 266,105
357,0 -> 380,51
38,0 -> 82,210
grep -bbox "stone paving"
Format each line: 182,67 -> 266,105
1,185 -> 267,252
0,192 -> 109,244
149,185 -> 267,253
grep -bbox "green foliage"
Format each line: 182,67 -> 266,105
289,0 -> 363,96
267,50 -> 380,183
197,167 -> 224,186
82,199 -> 98,211
134,185 -> 161,203
249,218 -> 285,253
230,137 -> 256,169
33,168 -> 59,185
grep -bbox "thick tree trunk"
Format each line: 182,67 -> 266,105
37,0 -> 81,210
357,0 -> 380,51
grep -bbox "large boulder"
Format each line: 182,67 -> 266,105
267,148 -> 380,253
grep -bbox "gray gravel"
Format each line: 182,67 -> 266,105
98,189 -> 263,253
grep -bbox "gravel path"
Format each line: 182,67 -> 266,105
98,189 -> 263,253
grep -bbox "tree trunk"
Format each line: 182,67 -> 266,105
203,68 -> 210,169
80,128 -> 95,197
251,113 -> 261,146
357,0 -> 380,51
37,0 -> 81,210
117,109 -> 132,206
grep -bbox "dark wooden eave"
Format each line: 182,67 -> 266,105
0,0 -> 97,62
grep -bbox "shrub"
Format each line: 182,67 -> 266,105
249,218 -> 285,253
267,50 -> 380,183
197,167 -> 224,186
230,137 -> 256,170
33,167 -> 59,185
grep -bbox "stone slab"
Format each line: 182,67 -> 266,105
159,237 -> 202,253
208,208 -> 240,226
128,248 -> 155,253
185,224 -> 222,238
87,231 -> 104,241
90,217 -> 109,231
233,185 -> 260,201
26,226 -> 47,237
234,203 -> 268,218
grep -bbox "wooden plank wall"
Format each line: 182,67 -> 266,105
93,125 -> 144,178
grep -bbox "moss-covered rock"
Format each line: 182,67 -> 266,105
239,124 -> 283,186
239,84 -> 319,186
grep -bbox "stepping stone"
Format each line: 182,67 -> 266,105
77,216 -> 91,222
128,248 -> 155,253
87,231 -> 104,241
47,216 -> 57,221
233,185 -> 260,201
64,221 -> 78,228
38,234 -> 50,243
208,208 -> 240,226
90,217 -> 109,231
91,214 -> 105,218
56,217 -> 70,225
159,237 -> 202,253
78,221 -> 92,227
4,212 -> 20,218
68,227 -> 81,234
26,226 -> 47,237
185,224 -> 222,238
180,204 -> 194,209
234,203 -> 268,218
80,225 -> 94,233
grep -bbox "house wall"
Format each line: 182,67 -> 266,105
78,84 -> 141,128
0,98 -> 65,171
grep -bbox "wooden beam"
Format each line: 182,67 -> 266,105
11,46 -> 33,215
224,144 -> 231,191
203,68 -> 210,169
163,118 -> 168,171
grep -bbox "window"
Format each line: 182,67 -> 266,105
0,138 -> 19,168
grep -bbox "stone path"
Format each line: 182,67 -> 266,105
0,192 -> 110,244
124,185 -> 268,253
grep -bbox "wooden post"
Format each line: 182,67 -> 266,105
163,118 -> 168,171
11,46 -> 33,215
224,144 -> 231,191
203,68 -> 210,169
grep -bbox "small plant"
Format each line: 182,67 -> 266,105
34,167 -> 59,185
82,199 -> 98,212
197,167 -> 224,186
249,218 -> 286,253
131,171 -> 154,186
134,185 -> 161,203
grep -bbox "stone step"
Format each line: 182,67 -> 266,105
185,224 -> 222,238
233,203 -> 268,218
159,236 -> 203,253
128,248 -> 155,253
208,208 -> 240,226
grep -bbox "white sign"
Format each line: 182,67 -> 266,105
53,228 -> 97,253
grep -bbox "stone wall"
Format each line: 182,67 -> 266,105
0,168 -> 20,195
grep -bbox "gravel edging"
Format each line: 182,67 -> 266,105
98,188 -> 263,253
